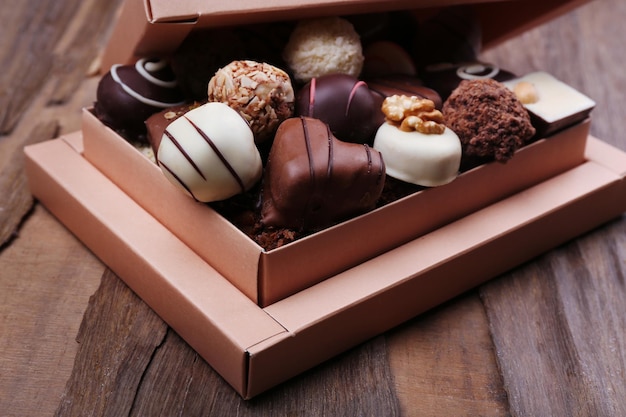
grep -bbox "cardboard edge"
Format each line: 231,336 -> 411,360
81,108 -> 264,304
23,136 -> 287,397
479,0 -> 594,49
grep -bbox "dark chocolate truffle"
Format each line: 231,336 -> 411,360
442,78 -> 536,163
95,58 -> 185,141
296,73 -> 382,144
261,116 -> 386,231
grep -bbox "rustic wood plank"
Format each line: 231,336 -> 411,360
0,121 -> 59,248
480,221 -> 626,416
47,0 -> 124,105
0,0 -> 84,134
387,293 -> 509,417
0,205 -> 103,417
54,270 -> 169,417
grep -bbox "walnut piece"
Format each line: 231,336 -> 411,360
381,95 -> 445,134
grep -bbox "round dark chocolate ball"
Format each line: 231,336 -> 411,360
94,58 -> 185,140
296,73 -> 382,144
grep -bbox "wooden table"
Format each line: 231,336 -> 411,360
2,0 -> 625,415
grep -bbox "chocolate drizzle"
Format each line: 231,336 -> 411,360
163,129 -> 206,180
159,161 -> 198,201
346,80 -> 368,116
184,116 -> 246,193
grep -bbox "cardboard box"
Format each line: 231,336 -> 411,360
24,133 -> 626,398
25,0 -> 620,399
82,108 -> 591,306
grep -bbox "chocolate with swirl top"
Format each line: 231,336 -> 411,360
422,62 -> 516,100
95,58 -> 185,141
261,116 -> 386,231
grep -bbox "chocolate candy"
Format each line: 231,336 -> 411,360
145,102 -> 202,156
261,117 -> 386,231
208,60 -> 295,144
367,75 -> 443,109
374,95 -> 461,186
443,79 -> 536,164
422,62 -> 516,100
503,71 -> 596,136
157,102 -> 263,203
296,73 -> 382,144
171,24 -> 292,101
94,58 -> 185,140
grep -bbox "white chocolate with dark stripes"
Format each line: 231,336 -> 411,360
157,102 -> 263,202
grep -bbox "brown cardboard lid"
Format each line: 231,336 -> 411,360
101,0 -> 592,70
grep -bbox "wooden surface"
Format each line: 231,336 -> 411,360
1,0 -> 625,415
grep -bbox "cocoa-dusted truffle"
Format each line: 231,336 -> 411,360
443,78 -> 535,163
94,58 -> 186,141
296,73 -> 382,144
261,117 -> 386,231
208,60 -> 295,144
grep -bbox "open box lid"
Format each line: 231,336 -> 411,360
101,0 -> 592,71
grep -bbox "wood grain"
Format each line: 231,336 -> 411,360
1,0 -> 626,415
0,121 -> 58,248
387,293 -> 509,416
0,205 -> 103,417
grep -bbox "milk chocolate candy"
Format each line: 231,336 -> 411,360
296,73 -> 382,144
261,117 -> 386,231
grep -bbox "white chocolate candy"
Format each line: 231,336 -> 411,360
157,102 -> 263,202
373,123 -> 462,187
503,71 -> 595,136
